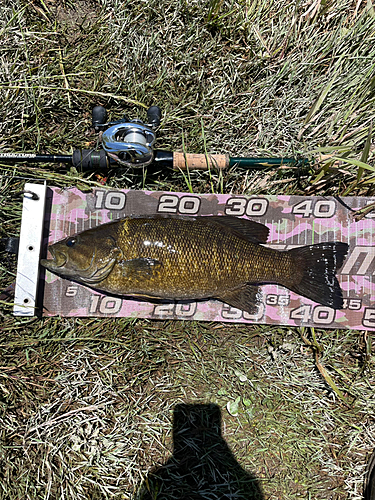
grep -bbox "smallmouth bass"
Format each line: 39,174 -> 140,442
41,215 -> 349,312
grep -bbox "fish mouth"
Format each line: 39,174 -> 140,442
40,247 -> 67,270
40,245 -> 92,275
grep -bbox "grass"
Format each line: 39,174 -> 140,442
0,0 -> 375,498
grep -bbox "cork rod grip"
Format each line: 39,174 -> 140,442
173,152 -> 229,170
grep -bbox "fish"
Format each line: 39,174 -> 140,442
40,215 -> 349,312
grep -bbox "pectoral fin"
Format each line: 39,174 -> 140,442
121,258 -> 163,279
216,284 -> 261,315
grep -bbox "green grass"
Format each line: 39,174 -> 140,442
1,0 -> 375,499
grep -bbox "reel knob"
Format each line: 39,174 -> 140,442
147,106 -> 161,128
92,106 -> 107,131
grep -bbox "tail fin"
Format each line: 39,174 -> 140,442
287,242 -> 349,309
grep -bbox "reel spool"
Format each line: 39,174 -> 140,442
92,105 -> 161,168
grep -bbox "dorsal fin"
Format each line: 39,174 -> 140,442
207,216 -> 269,244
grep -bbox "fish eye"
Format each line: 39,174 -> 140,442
66,237 -> 77,248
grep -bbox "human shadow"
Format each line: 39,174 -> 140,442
135,403 -> 264,500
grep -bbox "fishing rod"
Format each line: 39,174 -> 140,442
0,106 -> 309,172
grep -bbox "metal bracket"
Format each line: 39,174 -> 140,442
13,182 -> 47,316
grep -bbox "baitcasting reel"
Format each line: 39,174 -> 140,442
92,105 -> 161,168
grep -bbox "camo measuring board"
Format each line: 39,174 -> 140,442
42,187 -> 375,330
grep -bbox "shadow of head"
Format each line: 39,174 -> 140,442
136,402 -> 264,499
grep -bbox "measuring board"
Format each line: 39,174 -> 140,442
14,183 -> 375,330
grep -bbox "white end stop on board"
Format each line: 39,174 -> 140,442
13,182 -> 47,316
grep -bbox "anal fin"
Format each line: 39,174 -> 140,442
216,284 -> 261,315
